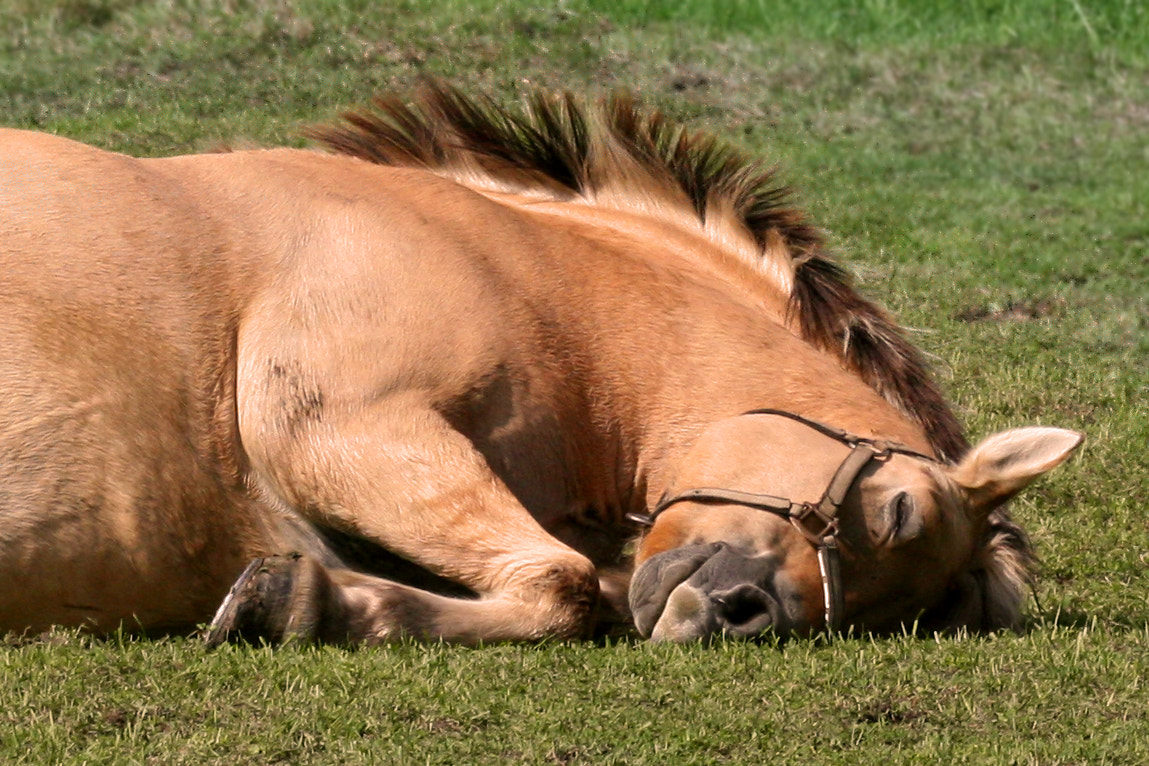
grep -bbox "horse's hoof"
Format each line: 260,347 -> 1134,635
205,554 -> 329,647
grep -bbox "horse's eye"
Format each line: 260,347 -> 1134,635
885,491 -> 921,543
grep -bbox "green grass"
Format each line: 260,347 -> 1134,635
590,0 -> 1148,63
4,625 -> 1149,764
2,0 -> 1147,763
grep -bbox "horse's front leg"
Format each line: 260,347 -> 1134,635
213,403 -> 600,645
207,552 -> 600,645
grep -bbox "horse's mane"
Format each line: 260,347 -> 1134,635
307,81 -> 969,459
307,83 -> 968,462
306,82 -> 1034,631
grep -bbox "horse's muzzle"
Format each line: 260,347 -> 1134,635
629,543 -> 797,642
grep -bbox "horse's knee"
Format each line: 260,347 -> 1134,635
517,554 -> 601,640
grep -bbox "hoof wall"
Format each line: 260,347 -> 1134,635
205,555 -> 309,647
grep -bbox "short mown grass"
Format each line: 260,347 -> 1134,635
2,1 -> 1147,763
4,624 -> 1149,764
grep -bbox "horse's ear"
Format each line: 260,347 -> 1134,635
949,427 -> 1083,516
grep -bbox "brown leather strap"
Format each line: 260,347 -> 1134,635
817,540 -> 844,630
629,410 -> 935,633
818,442 -> 882,518
742,408 -> 935,462
654,487 -> 800,518
632,442 -> 881,534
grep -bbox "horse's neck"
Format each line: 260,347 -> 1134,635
498,194 -> 799,330
498,201 -> 929,514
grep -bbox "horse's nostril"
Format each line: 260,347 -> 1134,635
711,584 -> 774,632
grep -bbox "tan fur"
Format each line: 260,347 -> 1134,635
0,90 -> 1078,641
308,83 -> 969,461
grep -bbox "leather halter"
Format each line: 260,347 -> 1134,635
627,409 -> 937,633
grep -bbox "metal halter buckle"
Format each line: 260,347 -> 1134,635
630,409 -> 937,633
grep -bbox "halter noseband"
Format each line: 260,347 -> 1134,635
626,409 -> 936,633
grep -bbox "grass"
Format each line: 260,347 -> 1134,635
588,0 -> 1148,62
2,0 -> 1147,763
4,625 -> 1149,764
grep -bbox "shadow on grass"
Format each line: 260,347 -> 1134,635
6,606 -> 1146,651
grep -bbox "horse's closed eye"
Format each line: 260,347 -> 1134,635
885,491 -> 921,543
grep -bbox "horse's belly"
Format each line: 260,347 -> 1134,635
0,510 -> 235,634
0,337 -> 265,635
0,460 -> 268,634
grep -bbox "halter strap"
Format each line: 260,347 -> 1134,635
627,410 -> 936,632
742,408 -> 936,462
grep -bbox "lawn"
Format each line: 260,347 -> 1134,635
1,1 -> 1147,763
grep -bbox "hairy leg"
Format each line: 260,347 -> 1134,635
223,400 -> 599,644
208,552 -> 599,645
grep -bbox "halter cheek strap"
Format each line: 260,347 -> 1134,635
627,410 -> 935,633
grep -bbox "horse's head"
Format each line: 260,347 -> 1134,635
629,411 -> 1082,641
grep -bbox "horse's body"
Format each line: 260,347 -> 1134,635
0,86 -> 1080,642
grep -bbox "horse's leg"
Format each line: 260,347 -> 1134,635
206,552 -> 600,645
216,403 -> 600,644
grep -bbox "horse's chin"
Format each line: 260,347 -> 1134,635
629,542 -> 799,642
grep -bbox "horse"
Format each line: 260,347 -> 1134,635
0,83 -> 1081,644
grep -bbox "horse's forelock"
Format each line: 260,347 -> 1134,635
979,508 -> 1038,630
921,506 -> 1037,634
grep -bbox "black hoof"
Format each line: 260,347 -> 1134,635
205,554 -> 328,647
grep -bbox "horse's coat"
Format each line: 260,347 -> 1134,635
0,85 -> 1081,643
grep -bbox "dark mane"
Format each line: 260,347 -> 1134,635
305,82 -> 969,464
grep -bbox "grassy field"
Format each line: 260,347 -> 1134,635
2,0 -> 1147,763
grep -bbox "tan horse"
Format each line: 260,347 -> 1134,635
0,84 -> 1080,643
